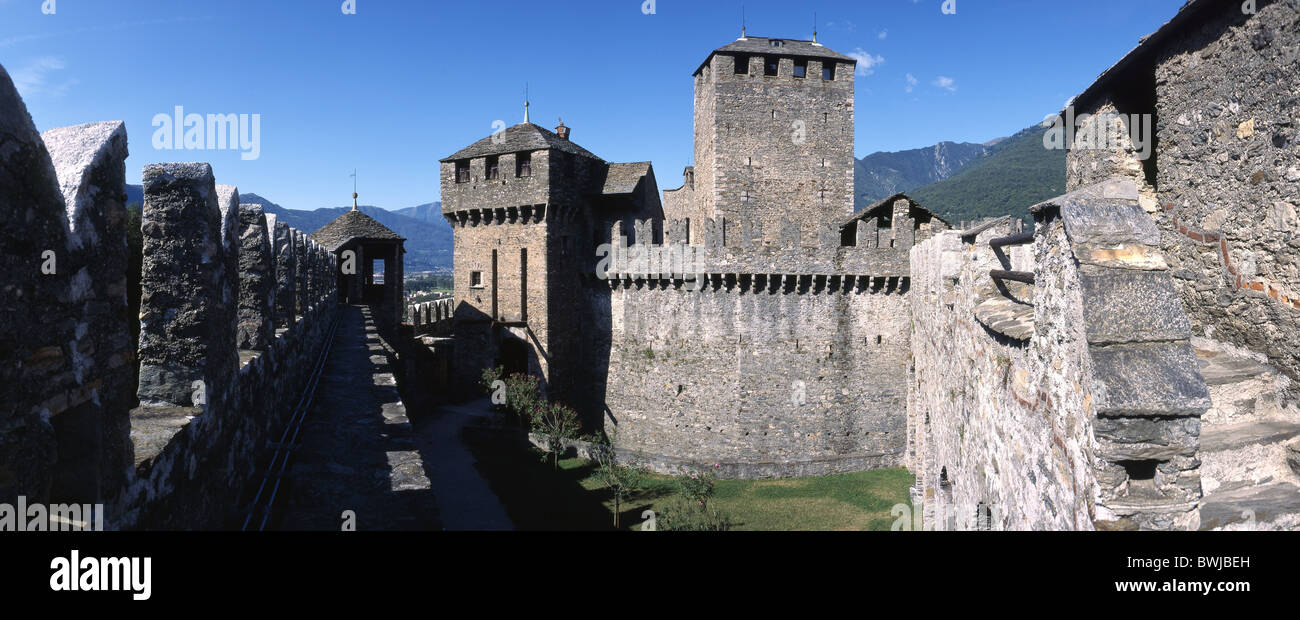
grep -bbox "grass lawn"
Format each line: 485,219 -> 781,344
463,427 -> 915,531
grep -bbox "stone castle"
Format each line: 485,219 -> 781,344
1,0 -> 1296,530
438,0 -> 1300,529
440,33 -> 949,479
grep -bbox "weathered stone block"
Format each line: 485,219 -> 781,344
1061,196 -> 1160,247
42,119 -> 132,501
0,63 -> 74,504
1090,341 -> 1212,417
236,204 -> 275,350
1078,269 -> 1192,344
137,163 -> 237,412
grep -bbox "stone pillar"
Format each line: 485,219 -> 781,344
309,241 -> 322,310
136,163 -> 237,414
857,218 -> 878,249
317,244 -> 330,307
294,231 -> 309,317
893,199 -> 915,250
41,120 -> 132,502
267,217 -> 296,329
236,204 -> 275,350
0,64 -> 77,505
215,186 -> 240,339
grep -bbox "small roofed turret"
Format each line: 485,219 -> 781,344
311,207 -> 406,325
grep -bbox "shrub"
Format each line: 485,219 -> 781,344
504,373 -> 544,423
676,464 -> 720,509
534,401 -> 580,470
592,431 -> 646,529
480,366 -> 504,400
656,497 -> 736,532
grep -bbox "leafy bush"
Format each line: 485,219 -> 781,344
480,366 -> 504,399
534,402 -> 580,470
676,464 -> 720,509
656,497 -> 736,532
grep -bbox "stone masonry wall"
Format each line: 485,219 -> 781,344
2,63 -> 339,527
698,52 -> 856,245
596,275 -> 909,478
1070,1 -> 1300,391
909,218 -> 1099,530
587,213 -> 920,478
40,121 -> 134,503
1,67 -> 114,506
909,179 -> 1211,530
121,167 -> 337,528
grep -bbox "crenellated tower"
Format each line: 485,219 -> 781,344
666,35 -> 857,245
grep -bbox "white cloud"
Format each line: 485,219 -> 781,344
905,73 -> 918,93
932,75 -> 956,92
878,30 -> 888,40
849,48 -> 885,76
11,57 -> 77,99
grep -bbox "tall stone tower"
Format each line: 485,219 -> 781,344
670,35 -> 857,243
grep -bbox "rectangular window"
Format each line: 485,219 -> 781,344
470,271 -> 483,287
793,59 -> 807,78
485,156 -> 500,180
734,54 -> 749,75
516,151 -> 532,177
822,61 -> 836,81
764,56 -> 779,76
455,160 -> 470,183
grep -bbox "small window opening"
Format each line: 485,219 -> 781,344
976,502 -> 994,531
516,151 -> 532,177
793,59 -> 807,78
764,56 -> 779,76
455,160 -> 470,183
769,39 -> 784,47
734,54 -> 749,75
822,61 -> 836,81
1121,459 -> 1158,481
470,271 -> 484,288
485,155 -> 500,180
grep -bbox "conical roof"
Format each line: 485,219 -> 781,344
439,122 -> 602,162
310,209 -> 404,252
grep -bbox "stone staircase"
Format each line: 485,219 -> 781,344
1194,338 -> 1300,530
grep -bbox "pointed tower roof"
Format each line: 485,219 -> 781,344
310,209 -> 405,252
439,122 -> 603,162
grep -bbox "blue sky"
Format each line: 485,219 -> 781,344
1,0 -> 1186,211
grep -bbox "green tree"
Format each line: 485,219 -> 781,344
534,402 -> 580,471
591,431 -> 646,529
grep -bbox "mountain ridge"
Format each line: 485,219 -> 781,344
854,140 -> 990,207
126,185 -> 452,272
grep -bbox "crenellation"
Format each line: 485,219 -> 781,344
267,216 -> 297,330
236,203 -> 275,351
41,120 -> 133,502
136,163 -> 237,410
